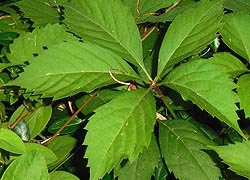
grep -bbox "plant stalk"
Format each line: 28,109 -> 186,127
43,89 -> 99,146
8,107 -> 30,129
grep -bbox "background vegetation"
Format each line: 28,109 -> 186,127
0,0 -> 250,179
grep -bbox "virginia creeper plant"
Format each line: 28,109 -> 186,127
0,0 -> 250,179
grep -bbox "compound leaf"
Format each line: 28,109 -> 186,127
209,141 -> 250,179
115,134 -> 160,180
157,0 -> 223,78
8,41 -> 139,100
84,89 -> 156,180
63,0 -> 150,79
1,151 -> 49,180
14,0 -> 59,26
7,24 -> 76,64
159,120 -> 221,180
220,13 -> 250,61
237,74 -> 250,118
0,128 -> 25,154
163,59 -> 245,138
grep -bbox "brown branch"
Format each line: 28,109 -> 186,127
8,107 -> 30,129
141,26 -> 156,41
137,0 -> 141,15
43,89 -> 99,146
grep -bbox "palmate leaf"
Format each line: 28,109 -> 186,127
159,120 -> 221,180
163,59 -> 245,138
237,74 -> 250,118
14,0 -> 59,27
84,89 -> 156,180
220,13 -> 250,61
62,0 -> 150,79
157,0 -> 223,78
115,135 -> 160,180
7,24 -> 76,65
210,52 -> 248,77
209,141 -> 250,179
1,151 -> 49,180
8,41 -> 140,100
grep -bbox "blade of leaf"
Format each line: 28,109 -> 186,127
14,0 -> 60,27
115,134 -> 160,180
25,143 -> 57,165
220,13 -> 250,61
7,23 -> 76,64
157,0 -> 223,78
49,171 -> 79,180
62,0 -> 151,80
224,0 -> 250,14
237,74 -> 250,118
210,52 -> 248,77
163,59 -> 245,138
159,120 -> 221,180
1,151 -> 49,180
7,41 -> 140,100
0,128 -> 25,154
84,89 -> 156,180
208,141 -> 250,179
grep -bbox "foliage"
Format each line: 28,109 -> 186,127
0,0 -> 250,179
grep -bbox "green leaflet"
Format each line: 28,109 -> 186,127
84,89 -> 156,180
62,0 -> 151,80
49,171 -> 79,180
1,151 -> 49,180
209,141 -> 250,179
0,128 -> 25,154
237,74 -> 250,118
25,143 -> 57,165
47,135 -> 78,170
7,41 -> 140,100
163,59 -> 245,138
115,135 -> 160,180
14,0 -> 60,27
157,0 -> 223,78
7,24 -> 76,64
159,120 -> 221,180
210,52 -> 248,77
224,0 -> 250,13
12,120 -> 30,141
220,13 -> 250,61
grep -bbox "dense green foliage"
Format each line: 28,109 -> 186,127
0,0 -> 250,179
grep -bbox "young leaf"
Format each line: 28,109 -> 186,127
157,0 -> 223,78
62,0 -> 150,79
210,52 -> 248,77
8,41 -> 140,100
84,89 -> 156,180
1,151 -> 49,180
163,59 -> 245,138
0,128 -> 25,154
237,74 -> 250,118
49,171 -> 79,180
208,141 -> 250,179
7,24 -> 76,64
220,13 -> 250,61
14,0 -> 60,26
159,120 -> 221,180
115,135 -> 160,180
47,135 -> 78,169
25,143 -> 57,165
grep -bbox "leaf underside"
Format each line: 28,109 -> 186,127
84,89 -> 156,180
164,59 -> 245,138
7,41 -> 139,100
157,0 -> 223,78
159,120 -> 221,180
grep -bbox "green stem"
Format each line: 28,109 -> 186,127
43,89 -> 99,147
154,84 -> 177,119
